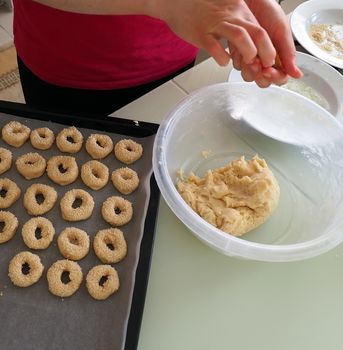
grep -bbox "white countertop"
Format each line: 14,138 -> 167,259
111,57 -> 343,350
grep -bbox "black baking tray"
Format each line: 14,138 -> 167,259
0,100 -> 160,350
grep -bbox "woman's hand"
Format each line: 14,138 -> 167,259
235,0 -> 303,87
151,0 -> 302,86
151,0 -> 274,65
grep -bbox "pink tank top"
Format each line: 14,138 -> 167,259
13,1 -> 198,89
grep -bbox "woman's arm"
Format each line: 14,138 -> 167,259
32,0 -> 301,86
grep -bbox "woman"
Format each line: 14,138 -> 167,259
13,0 -> 302,116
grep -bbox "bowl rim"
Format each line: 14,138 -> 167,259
227,51 -> 343,122
152,82 -> 343,262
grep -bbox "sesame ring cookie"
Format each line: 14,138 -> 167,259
0,147 -> 12,174
16,152 -> 47,180
114,139 -> 143,164
47,259 -> 83,297
8,251 -> 44,287
86,265 -> 120,300
86,133 -> 113,159
81,160 -> 109,190
57,227 -> 90,261
93,228 -> 127,264
0,210 -> 19,244
111,167 -> 139,195
56,126 -> 83,153
101,196 -> 133,226
60,189 -> 94,221
0,178 -> 21,209
2,121 -> 31,147
30,127 -> 55,150
23,183 -> 58,215
47,155 -> 79,185
21,217 -> 55,250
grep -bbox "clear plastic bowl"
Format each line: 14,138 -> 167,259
152,82 -> 343,262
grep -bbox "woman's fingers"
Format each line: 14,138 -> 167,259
240,58 -> 259,82
255,77 -> 272,88
228,43 -> 242,70
202,35 -> 231,66
261,67 -> 289,85
275,42 -> 303,78
245,0 -> 303,79
214,22 -> 257,64
236,20 -> 276,68
241,67 -> 255,82
237,58 -> 289,87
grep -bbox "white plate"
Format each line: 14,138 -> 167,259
290,0 -> 343,69
227,51 -> 343,121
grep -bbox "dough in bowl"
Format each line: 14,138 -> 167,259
177,155 -> 280,236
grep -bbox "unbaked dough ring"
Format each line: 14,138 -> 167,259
0,147 -> 12,175
16,152 -> 47,180
56,126 -> 83,153
0,178 -> 21,209
57,227 -> 90,261
30,127 -> 55,150
23,183 -> 58,215
8,251 -> 44,287
86,265 -> 120,300
47,259 -> 83,297
93,228 -> 127,263
0,210 -> 19,244
85,134 -> 113,159
101,196 -> 133,226
2,121 -> 31,147
80,160 -> 109,190
46,155 -> 79,185
60,189 -> 94,221
111,167 -> 139,195
114,139 -> 143,164
21,217 -> 55,250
